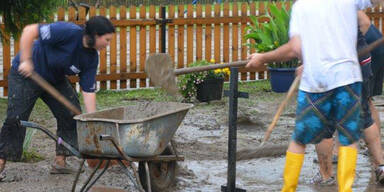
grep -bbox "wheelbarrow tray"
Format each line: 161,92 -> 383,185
74,102 -> 193,158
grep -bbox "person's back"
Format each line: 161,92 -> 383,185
291,0 -> 371,92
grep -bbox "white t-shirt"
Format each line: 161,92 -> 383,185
289,0 -> 372,93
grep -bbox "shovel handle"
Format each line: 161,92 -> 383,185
174,60 -> 249,75
358,37 -> 384,58
262,75 -> 300,144
29,72 -> 81,115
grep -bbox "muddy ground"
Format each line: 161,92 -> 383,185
1,93 -> 384,192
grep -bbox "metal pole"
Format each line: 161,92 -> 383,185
227,67 -> 238,191
160,6 -> 166,53
221,67 -> 247,192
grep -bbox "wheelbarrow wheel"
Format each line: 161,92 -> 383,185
138,146 -> 176,192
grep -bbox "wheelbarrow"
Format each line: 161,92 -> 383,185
20,101 -> 193,192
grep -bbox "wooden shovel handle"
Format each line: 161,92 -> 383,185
174,60 -> 249,75
262,75 -> 300,143
358,37 -> 384,58
30,72 -> 81,115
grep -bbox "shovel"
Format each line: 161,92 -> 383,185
29,72 -> 81,115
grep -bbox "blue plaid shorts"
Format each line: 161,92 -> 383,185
292,82 -> 362,146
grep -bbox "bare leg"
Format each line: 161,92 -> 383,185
0,158 -> 6,180
369,99 -> 381,130
54,155 -> 66,167
315,138 -> 334,179
0,158 -> 5,172
333,133 -> 339,156
287,140 -> 306,154
363,122 -> 384,168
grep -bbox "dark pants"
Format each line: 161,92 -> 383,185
0,69 -> 81,161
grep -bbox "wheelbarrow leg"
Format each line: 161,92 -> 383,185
117,160 -> 145,192
144,162 -> 152,192
170,139 -> 179,157
80,159 -> 104,192
84,160 -> 111,192
72,159 -> 86,192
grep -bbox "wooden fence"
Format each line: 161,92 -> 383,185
0,2 -> 383,97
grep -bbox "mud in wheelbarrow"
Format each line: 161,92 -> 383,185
21,101 -> 193,192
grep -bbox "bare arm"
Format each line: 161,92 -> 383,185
18,24 -> 39,77
358,11 -> 371,35
82,91 -> 96,113
245,35 -> 301,69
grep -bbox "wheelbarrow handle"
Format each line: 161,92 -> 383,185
20,121 -> 81,158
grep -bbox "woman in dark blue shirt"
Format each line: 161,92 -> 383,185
0,16 -> 114,179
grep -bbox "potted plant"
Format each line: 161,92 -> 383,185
244,3 -> 300,93
178,60 -> 230,102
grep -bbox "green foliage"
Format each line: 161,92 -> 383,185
244,2 -> 299,68
21,150 -> 44,163
21,128 -> 44,162
0,0 -> 65,40
23,128 -> 36,152
177,60 -> 230,102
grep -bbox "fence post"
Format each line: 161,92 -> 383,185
160,5 -> 167,53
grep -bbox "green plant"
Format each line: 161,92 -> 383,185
0,0 -> 65,41
178,60 -> 230,101
21,128 -> 44,162
244,2 -> 298,68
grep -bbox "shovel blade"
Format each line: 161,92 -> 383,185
145,53 -> 179,95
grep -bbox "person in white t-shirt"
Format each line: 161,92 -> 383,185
245,0 -> 383,191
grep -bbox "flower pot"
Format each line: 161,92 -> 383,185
268,67 -> 296,93
196,77 -> 224,102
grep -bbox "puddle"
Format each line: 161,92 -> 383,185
175,145 -> 375,192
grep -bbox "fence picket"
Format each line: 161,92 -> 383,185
98,7 -> 107,89
232,3 -> 239,64
120,6 -> 127,89
240,3 -> 248,79
196,4 -> 203,61
249,2 -> 256,80
205,4 -> 212,61
110,6 -> 117,89
79,6 -> 87,21
149,5 -> 156,55
89,6 -> 96,17
139,5 -> 147,87
1,32 -> 10,96
148,5 -> 156,87
214,4 -> 221,63
129,5 -> 137,88
223,3 -> 229,64
187,4 -> 194,65
177,5 -> 185,68
168,5 -> 176,61
58,7 -> 65,21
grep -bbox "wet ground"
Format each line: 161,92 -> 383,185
1,95 -> 384,191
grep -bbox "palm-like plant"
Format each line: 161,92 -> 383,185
244,3 -> 297,68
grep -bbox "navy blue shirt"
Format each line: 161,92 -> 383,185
12,22 -> 99,92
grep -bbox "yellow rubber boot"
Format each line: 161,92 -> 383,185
281,151 -> 304,192
337,146 -> 357,192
